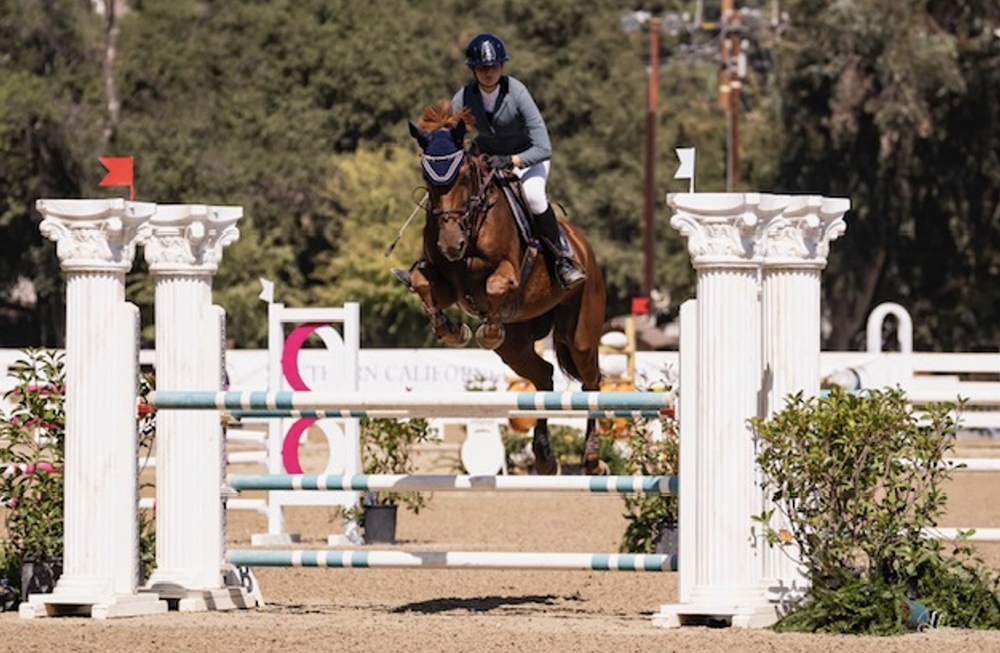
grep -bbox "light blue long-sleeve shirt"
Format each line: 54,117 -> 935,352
451,76 -> 552,168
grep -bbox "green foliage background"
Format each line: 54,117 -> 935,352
1,0 -> 998,350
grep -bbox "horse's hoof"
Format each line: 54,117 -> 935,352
534,455 -> 558,476
584,455 -> 609,476
440,322 -> 472,347
453,323 -> 473,346
475,324 -> 505,350
532,437 -> 557,476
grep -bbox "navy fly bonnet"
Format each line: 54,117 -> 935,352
409,120 -> 468,187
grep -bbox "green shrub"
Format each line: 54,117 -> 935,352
359,417 -> 434,514
753,387 -> 1000,632
0,349 -> 66,569
619,414 -> 679,554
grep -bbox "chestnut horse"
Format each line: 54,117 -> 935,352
405,103 -> 607,475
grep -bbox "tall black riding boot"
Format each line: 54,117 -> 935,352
534,205 -> 586,288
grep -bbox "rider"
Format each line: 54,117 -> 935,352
453,32 -> 586,289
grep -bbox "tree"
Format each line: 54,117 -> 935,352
771,0 -> 1000,350
310,145 -> 435,346
0,0 -> 106,345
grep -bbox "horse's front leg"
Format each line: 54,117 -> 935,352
475,260 -> 518,350
411,268 -> 471,347
581,378 -> 609,476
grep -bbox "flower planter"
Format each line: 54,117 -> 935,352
363,505 -> 398,544
0,575 -> 17,612
20,559 -> 62,601
655,522 -> 678,557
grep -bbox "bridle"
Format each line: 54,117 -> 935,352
427,155 -> 498,245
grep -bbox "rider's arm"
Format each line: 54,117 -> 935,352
508,78 -> 551,168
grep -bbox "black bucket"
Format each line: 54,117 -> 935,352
21,559 -> 62,601
364,504 -> 398,544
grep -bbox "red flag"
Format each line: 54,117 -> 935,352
631,296 -> 650,315
98,157 -> 134,200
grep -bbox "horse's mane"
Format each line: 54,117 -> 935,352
418,100 -> 473,131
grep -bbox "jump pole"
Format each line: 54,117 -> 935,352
228,409 -> 669,420
228,473 -> 677,494
148,390 -> 673,415
227,550 -> 677,572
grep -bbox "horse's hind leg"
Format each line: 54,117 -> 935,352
553,284 -> 607,475
494,320 -> 558,475
410,267 -> 471,347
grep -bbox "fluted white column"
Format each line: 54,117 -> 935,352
655,193 -> 775,628
758,195 -> 849,604
140,204 -> 248,610
22,199 -> 166,619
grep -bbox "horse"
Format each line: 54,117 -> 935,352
404,102 -> 608,475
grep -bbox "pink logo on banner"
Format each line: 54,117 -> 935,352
280,323 -> 328,474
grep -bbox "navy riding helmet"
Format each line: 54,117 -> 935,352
465,32 -> 510,67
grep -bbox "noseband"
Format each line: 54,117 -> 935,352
428,157 -> 496,243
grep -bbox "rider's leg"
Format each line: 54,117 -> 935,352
517,162 -> 586,288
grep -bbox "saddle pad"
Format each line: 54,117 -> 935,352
499,181 -> 535,245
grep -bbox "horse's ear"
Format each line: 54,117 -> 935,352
408,122 -> 429,149
450,120 -> 467,144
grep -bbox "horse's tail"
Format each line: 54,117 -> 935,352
554,339 -> 582,383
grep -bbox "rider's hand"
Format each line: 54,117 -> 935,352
486,154 -> 514,170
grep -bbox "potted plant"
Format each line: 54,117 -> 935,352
356,417 -> 434,543
0,349 -> 66,605
618,385 -> 679,556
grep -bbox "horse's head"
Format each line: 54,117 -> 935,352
410,104 -> 485,262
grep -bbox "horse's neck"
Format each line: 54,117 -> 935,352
474,190 -> 520,259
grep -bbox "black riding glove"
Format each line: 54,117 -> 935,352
486,154 -> 514,170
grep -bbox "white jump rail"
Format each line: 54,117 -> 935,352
227,549 -> 677,572
227,473 -> 677,495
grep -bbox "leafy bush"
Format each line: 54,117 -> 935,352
0,351 -> 159,604
359,417 -> 434,514
500,427 -> 532,474
753,387 -> 1000,633
618,414 -> 679,554
0,349 -> 66,569
137,374 -> 157,581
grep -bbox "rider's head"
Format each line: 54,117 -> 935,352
465,32 -> 510,67
465,33 -> 508,90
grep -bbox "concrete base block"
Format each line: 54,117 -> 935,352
19,593 -> 168,620
652,602 -> 779,629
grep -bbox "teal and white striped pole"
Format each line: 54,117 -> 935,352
227,549 -> 677,572
227,409 -> 668,420
228,473 -> 678,495
148,390 -> 673,418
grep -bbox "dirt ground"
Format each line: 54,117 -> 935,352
2,440 -> 1000,652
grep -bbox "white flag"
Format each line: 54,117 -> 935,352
674,148 -> 696,180
258,277 -> 275,304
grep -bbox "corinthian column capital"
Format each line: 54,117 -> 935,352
140,204 -> 242,275
758,196 -> 850,269
668,193 -> 789,268
37,199 -> 155,273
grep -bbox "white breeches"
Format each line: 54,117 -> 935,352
514,160 -> 550,215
